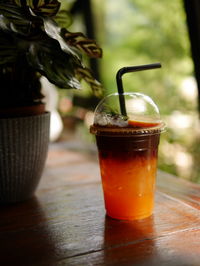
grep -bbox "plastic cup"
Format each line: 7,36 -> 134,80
90,92 -> 165,220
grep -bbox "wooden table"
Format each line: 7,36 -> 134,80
1,141 -> 200,266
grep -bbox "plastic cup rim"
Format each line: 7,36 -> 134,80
90,122 -> 166,137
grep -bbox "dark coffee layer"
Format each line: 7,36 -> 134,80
96,134 -> 160,152
99,148 -> 158,162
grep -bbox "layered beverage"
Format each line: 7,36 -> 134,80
90,92 -> 165,220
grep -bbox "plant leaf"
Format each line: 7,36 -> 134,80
43,17 -> 79,58
0,0 -> 103,96
76,67 -> 103,97
0,32 -> 18,65
54,9 -> 72,29
42,18 -> 103,95
27,36 -> 82,89
61,29 -> 102,58
0,2 -> 35,36
14,0 -> 61,17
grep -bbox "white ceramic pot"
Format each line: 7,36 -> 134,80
0,112 -> 50,203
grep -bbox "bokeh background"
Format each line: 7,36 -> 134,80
52,0 -> 200,183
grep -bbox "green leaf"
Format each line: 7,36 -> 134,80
0,32 -> 18,64
76,67 -> 103,97
12,0 -> 22,6
54,9 -> 72,28
61,29 -> 103,58
43,17 -> 79,58
0,0 -> 103,96
42,18 -> 103,94
0,2 -> 34,36
26,34 -> 103,95
27,36 -> 82,89
43,17 -> 102,59
14,0 -> 61,17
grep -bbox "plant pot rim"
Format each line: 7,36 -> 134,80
0,111 -> 50,121
0,104 -> 46,119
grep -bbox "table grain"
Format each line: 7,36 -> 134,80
1,141 -> 200,266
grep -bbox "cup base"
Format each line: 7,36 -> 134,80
106,211 -> 153,221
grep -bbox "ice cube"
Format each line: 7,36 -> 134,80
94,112 -> 128,127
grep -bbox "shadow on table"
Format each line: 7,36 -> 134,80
103,214 -> 200,266
103,215 -> 157,265
0,197 -> 57,266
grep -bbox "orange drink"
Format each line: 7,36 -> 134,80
91,121 -> 163,220
91,63 -> 164,220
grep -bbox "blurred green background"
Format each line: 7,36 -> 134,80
57,0 -> 200,183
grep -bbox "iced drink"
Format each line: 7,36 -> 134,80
90,92 -> 165,220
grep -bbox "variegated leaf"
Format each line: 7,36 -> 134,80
76,67 -> 103,97
43,17 -> 79,58
0,32 -> 18,64
61,29 -> 102,59
13,0 -> 60,17
27,36 -> 82,90
54,10 -> 72,29
42,18 -> 103,94
30,0 -> 60,17
12,0 -> 22,6
14,0 -> 44,8
0,2 -> 32,36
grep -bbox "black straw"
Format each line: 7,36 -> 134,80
116,63 -> 162,117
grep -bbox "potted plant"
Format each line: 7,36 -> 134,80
0,0 -> 102,203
